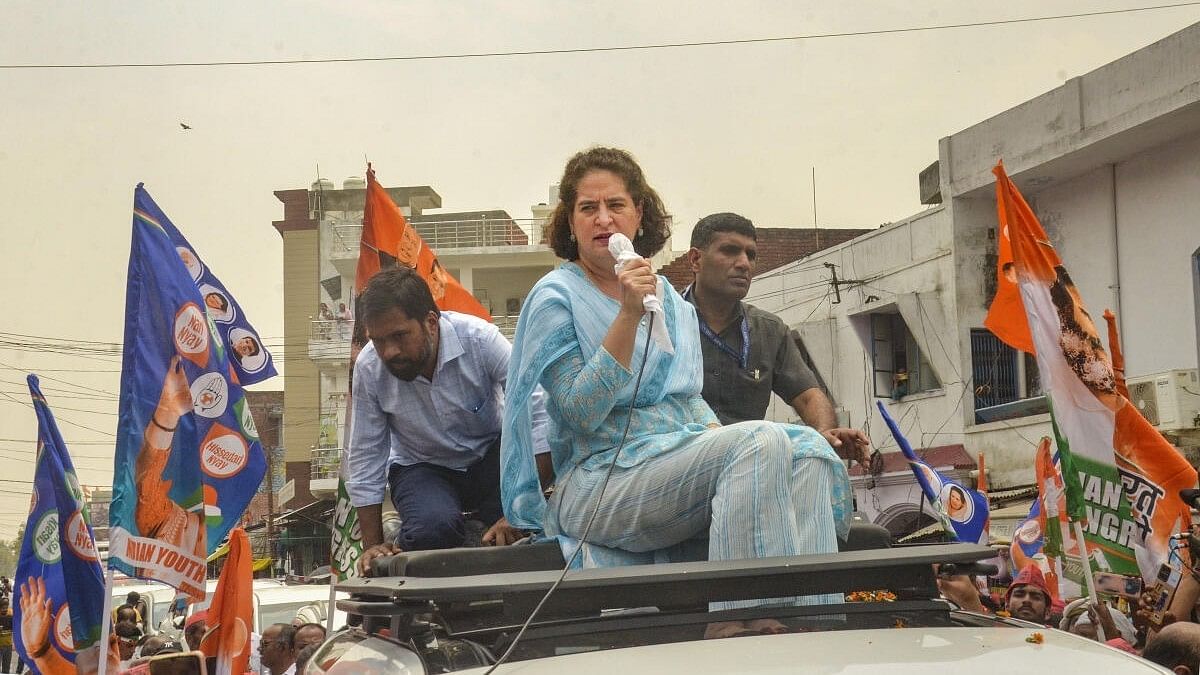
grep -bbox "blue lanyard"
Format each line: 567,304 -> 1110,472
685,286 -> 750,370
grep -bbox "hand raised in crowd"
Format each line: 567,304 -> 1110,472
616,257 -> 656,318
1087,600 -> 1121,641
356,542 -> 401,577
19,576 -> 52,657
823,427 -> 873,466
934,565 -> 986,614
482,516 -> 524,547
1133,589 -> 1178,632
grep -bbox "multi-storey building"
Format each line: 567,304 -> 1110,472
270,179 -> 564,513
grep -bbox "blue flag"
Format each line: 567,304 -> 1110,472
15,375 -> 108,674
876,401 -> 989,544
108,185 -> 271,599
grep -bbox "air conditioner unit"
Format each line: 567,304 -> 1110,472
1127,369 -> 1200,432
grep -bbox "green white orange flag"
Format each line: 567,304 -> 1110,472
200,527 -> 252,675
984,161 -> 1197,579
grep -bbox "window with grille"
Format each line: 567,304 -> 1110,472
970,328 -> 1043,422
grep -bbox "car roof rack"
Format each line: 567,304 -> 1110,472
337,542 -> 993,622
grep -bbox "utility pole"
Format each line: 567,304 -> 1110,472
812,167 -> 820,250
264,445 -> 276,577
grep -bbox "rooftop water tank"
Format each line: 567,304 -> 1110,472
311,178 -> 335,192
343,176 -> 366,190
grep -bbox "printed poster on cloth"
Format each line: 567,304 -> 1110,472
108,185 -> 271,599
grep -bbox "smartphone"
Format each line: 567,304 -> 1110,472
148,651 -> 207,675
1093,572 -> 1144,599
1146,561 -> 1183,627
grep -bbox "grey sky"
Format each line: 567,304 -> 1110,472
0,1 -> 1197,540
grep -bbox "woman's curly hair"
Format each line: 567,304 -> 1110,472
545,147 -> 671,261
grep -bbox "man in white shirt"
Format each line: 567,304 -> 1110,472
258,623 -> 296,675
346,267 -> 551,574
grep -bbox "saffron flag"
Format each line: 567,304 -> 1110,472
109,185 -> 271,599
15,376 -> 109,674
200,527 -> 253,675
984,161 -> 1197,578
357,164 -> 490,319
877,402 -> 990,544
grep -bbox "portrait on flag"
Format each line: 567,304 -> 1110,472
877,402 -> 990,544
14,376 -> 109,675
108,185 -> 271,599
985,162 -> 1197,579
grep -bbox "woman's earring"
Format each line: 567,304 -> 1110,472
637,227 -> 644,238
568,232 -> 576,242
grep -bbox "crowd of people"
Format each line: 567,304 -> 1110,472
939,560 -> 1200,672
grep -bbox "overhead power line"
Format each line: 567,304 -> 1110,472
2,2 -> 1198,69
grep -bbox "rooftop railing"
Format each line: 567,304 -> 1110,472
331,217 -> 548,253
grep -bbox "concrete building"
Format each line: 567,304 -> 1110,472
270,178 -> 562,508
746,21 -> 1200,535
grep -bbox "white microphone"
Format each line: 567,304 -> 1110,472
608,233 -> 674,354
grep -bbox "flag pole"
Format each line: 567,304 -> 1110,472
1071,520 -> 1106,641
97,567 -> 116,675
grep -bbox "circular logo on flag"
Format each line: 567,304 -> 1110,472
33,511 -> 61,564
176,246 -> 203,282
174,303 -> 210,358
199,284 -> 236,324
201,432 -> 249,478
53,603 -> 74,653
190,372 -> 229,419
229,328 -> 266,374
65,510 -> 98,562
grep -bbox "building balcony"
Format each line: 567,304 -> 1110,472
328,218 -> 548,263
310,446 -> 341,499
308,320 -> 353,364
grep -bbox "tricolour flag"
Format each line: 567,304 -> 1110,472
109,185 -> 272,599
877,402 -> 990,544
1010,437 -> 1079,603
15,376 -> 109,674
200,527 -> 253,675
984,161 -> 1197,578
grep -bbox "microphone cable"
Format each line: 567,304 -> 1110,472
483,312 -> 657,674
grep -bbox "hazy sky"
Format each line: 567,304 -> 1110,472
1,1 -> 1198,541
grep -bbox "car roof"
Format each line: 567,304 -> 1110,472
458,627 -> 1170,674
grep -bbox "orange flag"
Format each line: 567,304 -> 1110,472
357,164 -> 491,320
200,527 -> 252,675
984,160 -> 1196,580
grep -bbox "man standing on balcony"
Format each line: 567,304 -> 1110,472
347,267 -> 551,574
335,302 -> 353,340
684,212 -> 872,465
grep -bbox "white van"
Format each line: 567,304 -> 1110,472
189,582 -> 349,634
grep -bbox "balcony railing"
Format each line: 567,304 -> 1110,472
311,447 -> 342,481
331,218 -> 547,254
310,319 -> 354,342
492,315 -> 519,340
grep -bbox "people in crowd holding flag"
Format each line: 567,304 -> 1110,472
1005,564 -> 1054,625
682,212 -> 872,464
501,147 -> 854,639
347,267 -> 552,574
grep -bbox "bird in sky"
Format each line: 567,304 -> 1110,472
180,122 -> 192,130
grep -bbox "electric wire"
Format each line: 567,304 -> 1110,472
2,2 -> 1197,69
